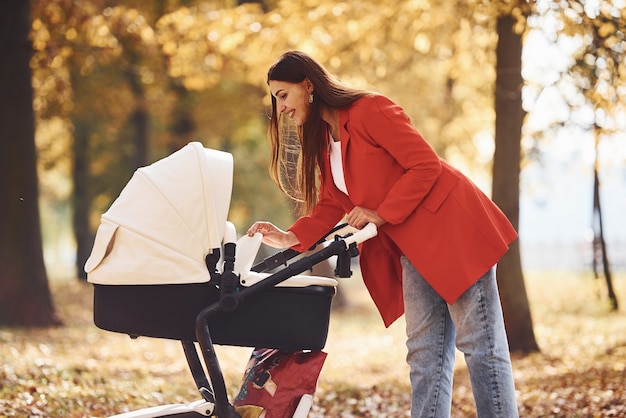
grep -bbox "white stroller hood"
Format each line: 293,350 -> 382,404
85,142 -> 233,285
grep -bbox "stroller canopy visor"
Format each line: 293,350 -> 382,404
85,142 -> 233,285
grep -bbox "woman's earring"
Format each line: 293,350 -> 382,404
308,93 -> 314,104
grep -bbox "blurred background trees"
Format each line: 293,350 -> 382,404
0,0 -> 624,352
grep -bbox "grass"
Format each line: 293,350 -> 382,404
1,269 -> 625,417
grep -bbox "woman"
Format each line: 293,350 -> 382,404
248,50 -> 519,418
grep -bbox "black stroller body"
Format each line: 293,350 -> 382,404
85,142 -> 377,417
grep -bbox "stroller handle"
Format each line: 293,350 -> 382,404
339,222 -> 378,247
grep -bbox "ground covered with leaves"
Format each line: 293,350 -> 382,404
1,271 -> 625,417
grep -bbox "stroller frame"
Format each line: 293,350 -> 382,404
102,223 -> 377,418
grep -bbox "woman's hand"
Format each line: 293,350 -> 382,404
346,206 -> 386,229
247,221 -> 300,249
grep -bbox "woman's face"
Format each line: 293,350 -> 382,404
269,79 -> 312,126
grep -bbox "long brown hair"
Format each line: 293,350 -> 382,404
266,50 -> 370,215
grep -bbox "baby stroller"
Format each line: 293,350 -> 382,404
84,142 -> 377,417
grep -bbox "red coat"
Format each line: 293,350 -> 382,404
289,95 -> 518,327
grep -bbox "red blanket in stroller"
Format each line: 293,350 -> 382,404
234,349 -> 327,418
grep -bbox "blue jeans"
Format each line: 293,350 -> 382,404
401,256 -> 519,418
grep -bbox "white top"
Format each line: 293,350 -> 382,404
329,134 -> 348,195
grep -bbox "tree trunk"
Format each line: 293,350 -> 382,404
0,0 -> 60,326
72,116 -> 93,280
592,155 -> 617,310
492,15 -> 538,353
125,49 -> 150,169
169,84 -> 197,153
